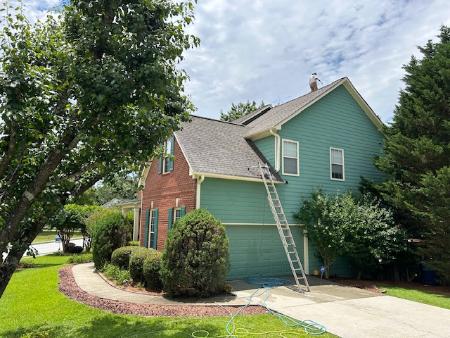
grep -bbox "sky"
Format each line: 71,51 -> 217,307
12,0 -> 450,123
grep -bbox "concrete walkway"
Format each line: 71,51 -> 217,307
72,263 -> 450,337
72,263 -> 246,306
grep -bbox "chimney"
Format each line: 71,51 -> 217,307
309,73 -> 320,92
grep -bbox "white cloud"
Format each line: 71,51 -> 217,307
10,0 -> 450,122
181,0 -> 450,122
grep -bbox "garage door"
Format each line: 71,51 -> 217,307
225,224 -> 305,279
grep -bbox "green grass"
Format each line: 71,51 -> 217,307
379,284 -> 450,310
32,230 -> 83,244
0,255 -> 334,338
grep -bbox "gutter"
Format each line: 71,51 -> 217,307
269,128 -> 281,172
195,174 -> 205,208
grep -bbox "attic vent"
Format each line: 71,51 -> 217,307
309,73 -> 322,92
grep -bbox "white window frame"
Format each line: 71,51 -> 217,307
148,209 -> 156,247
173,207 -> 183,223
281,139 -> 300,176
330,147 -> 345,181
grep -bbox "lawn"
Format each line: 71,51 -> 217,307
379,283 -> 450,310
0,255 -> 334,337
32,230 -> 83,244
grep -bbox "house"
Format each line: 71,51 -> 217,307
137,77 -> 385,279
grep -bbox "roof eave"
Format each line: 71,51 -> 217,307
192,171 -> 284,184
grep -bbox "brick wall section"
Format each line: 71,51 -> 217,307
139,139 -> 196,251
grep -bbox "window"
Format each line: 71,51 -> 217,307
282,139 -> 299,175
148,209 -> 158,249
168,206 -> 185,229
174,208 -> 183,222
330,148 -> 344,180
160,136 -> 174,174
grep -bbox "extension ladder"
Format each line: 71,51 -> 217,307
258,162 -> 310,292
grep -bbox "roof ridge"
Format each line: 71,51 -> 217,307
272,77 -> 346,109
190,114 -> 244,126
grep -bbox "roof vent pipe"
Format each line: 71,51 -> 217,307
309,73 -> 322,92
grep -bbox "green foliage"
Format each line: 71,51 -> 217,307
0,256 -> 332,338
128,241 -> 140,246
88,209 -> 131,269
67,253 -> 93,264
111,246 -> 139,269
220,101 -> 266,122
375,26 -> 450,284
161,209 -> 229,297
51,204 -> 100,252
0,0 -> 198,294
297,191 -> 406,278
102,263 -> 131,286
143,251 -> 163,291
129,247 -> 156,284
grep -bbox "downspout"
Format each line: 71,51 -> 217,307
195,175 -> 205,209
269,128 -> 281,172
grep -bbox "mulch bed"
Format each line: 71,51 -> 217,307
59,266 -> 266,317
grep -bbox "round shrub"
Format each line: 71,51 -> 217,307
143,251 -> 163,290
111,246 -> 139,269
160,209 -> 229,297
88,209 -> 132,269
129,247 -> 156,284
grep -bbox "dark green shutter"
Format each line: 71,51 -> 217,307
180,206 -> 186,217
168,208 -> 173,230
157,157 -> 163,174
153,209 -> 159,249
144,209 -> 150,248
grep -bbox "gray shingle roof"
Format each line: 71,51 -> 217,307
175,116 -> 281,181
245,78 -> 346,137
232,104 -> 272,125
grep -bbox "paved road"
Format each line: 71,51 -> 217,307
2,239 -> 84,260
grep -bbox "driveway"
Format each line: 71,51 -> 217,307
230,277 -> 450,338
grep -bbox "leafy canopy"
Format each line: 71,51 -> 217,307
375,26 -> 450,284
0,0 -> 198,295
220,100 -> 266,122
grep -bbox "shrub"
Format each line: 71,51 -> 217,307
128,240 -> 140,246
102,263 -> 131,285
160,209 -> 229,297
111,246 -> 139,269
129,247 -> 156,284
88,208 -> 132,269
68,253 -> 93,264
297,191 -> 407,279
143,251 -> 163,290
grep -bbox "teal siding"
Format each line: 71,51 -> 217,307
202,84 -> 384,278
226,224 -> 304,279
254,136 -> 275,167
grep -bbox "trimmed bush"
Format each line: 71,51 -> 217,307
102,263 -> 131,285
129,247 -> 157,284
160,209 -> 229,297
128,240 -> 140,246
111,246 -> 138,269
143,251 -> 163,290
68,253 -> 93,264
88,209 -> 132,269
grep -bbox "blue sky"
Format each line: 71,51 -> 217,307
18,0 -> 450,122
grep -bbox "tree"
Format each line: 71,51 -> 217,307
296,191 -> 351,278
220,100 -> 265,122
297,191 -> 406,279
0,0 -> 198,296
375,26 -> 450,284
92,173 -> 139,205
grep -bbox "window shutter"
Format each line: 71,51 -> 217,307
157,157 -> 163,174
180,206 -> 186,217
153,209 -> 159,249
168,208 -> 173,230
144,209 -> 150,248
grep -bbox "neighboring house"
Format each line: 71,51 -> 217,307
138,77 -> 385,279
